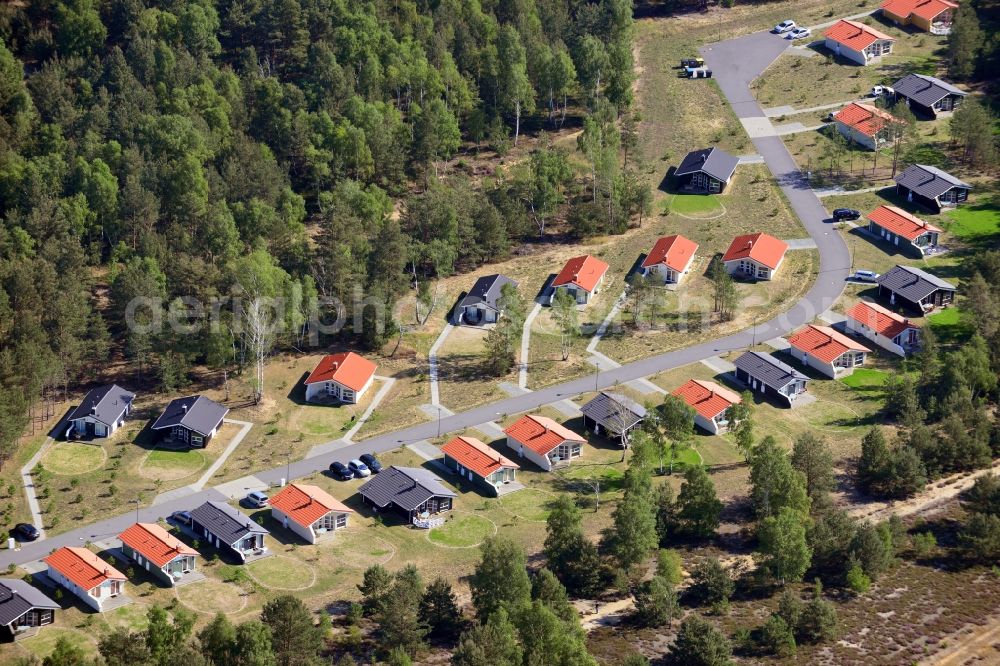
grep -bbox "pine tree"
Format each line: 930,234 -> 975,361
675,465 -> 722,538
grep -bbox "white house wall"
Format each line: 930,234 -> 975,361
844,319 -> 908,356
272,507 -> 316,544
694,412 -> 721,435
507,435 -> 554,472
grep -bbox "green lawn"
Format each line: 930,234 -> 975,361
140,448 -> 206,481
840,368 -> 889,390
665,193 -> 725,216
246,555 -> 316,590
41,442 -> 106,475
428,513 -> 496,548
498,488 -> 557,522
927,306 -> 973,343
944,199 -> 1000,241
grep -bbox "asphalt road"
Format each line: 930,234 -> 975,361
0,30 -> 852,570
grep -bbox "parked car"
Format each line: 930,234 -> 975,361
680,57 -> 704,68
12,523 -> 39,541
853,270 -> 881,283
170,510 -> 193,526
348,459 -> 371,478
870,85 -> 894,98
832,208 -> 862,221
329,461 -> 354,481
685,67 -> 713,79
787,27 -> 811,40
359,453 -> 382,473
823,111 -> 835,122
245,491 -> 269,508
773,20 -> 796,33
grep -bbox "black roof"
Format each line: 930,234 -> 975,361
893,73 -> 966,108
190,501 -> 268,545
458,274 -> 518,312
67,384 -> 135,427
151,395 -> 228,436
878,265 -> 956,303
675,147 -> 739,183
894,164 -> 971,200
734,351 -> 807,390
580,391 -> 647,433
0,578 -> 58,628
358,466 -> 456,512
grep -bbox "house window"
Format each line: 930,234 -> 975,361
757,266 -> 769,279
342,390 -> 355,402
335,513 -> 347,529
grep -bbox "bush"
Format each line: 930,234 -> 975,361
760,615 -> 796,657
912,531 -> 937,558
845,563 -> 871,594
656,549 -> 683,587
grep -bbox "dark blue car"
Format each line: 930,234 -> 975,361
359,453 -> 382,473
329,461 -> 354,481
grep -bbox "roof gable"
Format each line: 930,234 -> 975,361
270,483 -> 353,528
504,415 -> 586,456
825,19 -> 894,50
672,379 -> 740,420
675,147 -> 739,183
441,436 -> 519,478
882,0 -> 957,20
45,547 -> 126,591
641,235 -> 699,272
868,205 -> 942,240
892,73 -> 966,107
721,233 -> 789,269
734,351 -> 807,389
151,395 -> 229,436
458,274 -> 518,311
67,384 -> 135,426
788,324 -> 870,363
118,523 -> 198,568
304,352 -> 378,391
552,255 -> 609,293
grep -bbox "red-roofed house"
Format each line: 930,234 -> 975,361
504,414 -> 586,471
550,255 -> 609,305
882,0 -> 956,34
441,436 -> 519,495
722,233 -> 789,280
672,379 -> 742,435
824,19 -> 896,65
270,483 -> 354,544
844,300 -> 921,356
641,235 -> 699,284
833,102 -> 902,150
304,352 -> 377,404
118,523 -> 198,587
867,205 -> 942,255
788,324 -> 871,378
45,547 -> 128,612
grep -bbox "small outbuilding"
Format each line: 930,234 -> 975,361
550,255 -> 609,306
0,578 -> 58,638
894,164 -> 971,212
892,73 -> 966,117
118,522 -> 198,587
734,351 -> 809,407
824,19 -> 895,65
788,324 -> 871,379
45,547 -> 128,613
674,147 -> 739,194
441,436 -> 519,496
456,274 -> 518,325
672,379 -> 742,435
844,300 -> 921,356
503,414 -> 587,471
580,391 -> 647,443
722,232 -> 789,281
151,395 -> 228,448
867,205 -> 943,256
303,352 -> 378,404
877,265 -> 956,312
641,234 -> 699,285
358,466 -> 456,524
189,501 -> 269,562
269,483 -> 353,544
65,384 -> 135,440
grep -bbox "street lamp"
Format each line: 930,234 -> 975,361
437,407 -> 442,438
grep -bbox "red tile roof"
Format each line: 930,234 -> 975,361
118,523 -> 197,568
672,380 -> 741,420
441,436 -> 519,478
304,352 -> 377,391
868,205 -> 942,241
45,546 -> 126,591
825,19 -> 895,51
269,483 -> 353,528
721,233 -> 789,270
641,235 -> 699,272
552,255 -> 609,293
845,301 -> 916,339
504,414 -> 586,456
788,324 -> 870,363
882,0 -> 957,21
834,102 -> 900,137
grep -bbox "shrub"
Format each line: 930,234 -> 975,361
912,531 -> 937,558
760,614 -> 796,657
846,563 -> 871,594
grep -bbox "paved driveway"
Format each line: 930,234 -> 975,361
0,30 -> 853,570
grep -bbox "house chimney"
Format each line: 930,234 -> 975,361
182,404 -> 188,414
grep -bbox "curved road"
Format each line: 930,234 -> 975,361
0,31 -> 850,569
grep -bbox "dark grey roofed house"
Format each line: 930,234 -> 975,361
674,147 -> 740,194
877,265 -> 956,313
66,384 -> 135,440
189,501 -> 268,562
580,391 -> 647,441
893,73 -> 966,117
357,466 -> 456,521
456,274 -> 518,325
894,164 -> 971,212
734,351 -> 808,408
151,395 -> 229,448
0,578 -> 58,637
